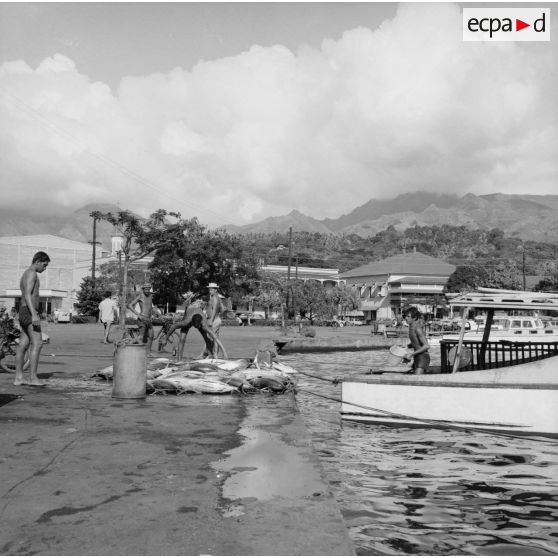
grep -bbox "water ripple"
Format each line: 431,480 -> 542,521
284,349 -> 558,555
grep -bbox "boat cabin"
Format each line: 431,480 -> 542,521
442,288 -> 558,373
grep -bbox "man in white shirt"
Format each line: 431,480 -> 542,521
98,291 -> 118,344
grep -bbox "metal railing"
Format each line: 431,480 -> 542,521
440,339 -> 558,373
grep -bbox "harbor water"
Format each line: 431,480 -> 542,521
283,348 -> 558,556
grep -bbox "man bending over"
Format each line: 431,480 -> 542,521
163,302 -> 227,361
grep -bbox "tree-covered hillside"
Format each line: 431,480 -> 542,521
235,225 -> 558,276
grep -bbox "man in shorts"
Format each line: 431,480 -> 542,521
163,294 -> 227,361
98,291 -> 118,343
403,306 -> 430,375
199,282 -> 225,358
14,251 -> 50,386
128,283 -> 155,355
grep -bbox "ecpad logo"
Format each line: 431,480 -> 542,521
463,8 -> 550,41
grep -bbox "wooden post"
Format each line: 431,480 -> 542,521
452,306 -> 470,374
479,308 -> 494,367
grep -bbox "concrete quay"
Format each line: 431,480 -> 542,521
0,324 -> 355,556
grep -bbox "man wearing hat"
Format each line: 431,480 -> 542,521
200,282 -> 225,358
128,282 -> 156,355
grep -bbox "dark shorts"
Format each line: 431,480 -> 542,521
138,320 -> 153,333
19,307 -> 41,333
413,352 -> 430,371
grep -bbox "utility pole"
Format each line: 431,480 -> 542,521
517,244 -> 526,290
89,213 -> 99,288
286,227 -> 293,318
522,248 -> 526,291
287,227 -> 293,281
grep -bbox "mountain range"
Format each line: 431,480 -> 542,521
1,192 -> 557,247
223,192 -> 558,243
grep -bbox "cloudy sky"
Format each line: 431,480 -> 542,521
0,2 -> 556,227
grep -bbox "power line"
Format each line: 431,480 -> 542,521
0,88 -> 232,224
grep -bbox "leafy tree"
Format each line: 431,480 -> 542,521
251,275 -> 284,319
485,262 -> 522,290
96,209 -> 182,333
326,284 -> 361,317
534,261 -> 558,291
148,219 -> 258,310
446,265 -> 490,292
295,281 -> 332,323
75,276 -> 110,316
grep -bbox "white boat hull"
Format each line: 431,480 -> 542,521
341,356 -> 558,436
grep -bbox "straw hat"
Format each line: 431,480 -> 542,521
207,282 -> 219,289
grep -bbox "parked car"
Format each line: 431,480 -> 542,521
325,319 -> 345,327
54,310 -> 72,323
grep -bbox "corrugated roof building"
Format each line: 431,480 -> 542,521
339,250 -> 456,322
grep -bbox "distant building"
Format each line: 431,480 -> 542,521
339,250 -> 456,322
259,264 -> 340,288
0,234 -> 105,315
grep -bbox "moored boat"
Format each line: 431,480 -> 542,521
443,314 -> 558,343
341,288 -> 558,437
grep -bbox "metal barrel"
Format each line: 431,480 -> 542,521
112,343 -> 147,399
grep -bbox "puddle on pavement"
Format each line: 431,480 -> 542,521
212,403 -> 325,503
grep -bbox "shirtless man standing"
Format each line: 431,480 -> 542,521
14,251 -> 50,386
200,282 -> 225,358
403,306 -> 430,375
128,283 -> 155,355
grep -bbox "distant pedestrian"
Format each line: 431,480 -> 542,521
128,283 -> 155,355
14,251 -> 50,386
98,291 -> 118,344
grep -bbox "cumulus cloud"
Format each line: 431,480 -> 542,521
0,3 -> 556,226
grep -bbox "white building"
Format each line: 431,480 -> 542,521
259,264 -> 340,287
0,234 -> 104,315
339,250 -> 456,322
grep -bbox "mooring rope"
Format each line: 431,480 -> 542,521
284,357 -> 375,369
296,386 -> 555,444
45,353 -> 113,358
297,369 -> 345,384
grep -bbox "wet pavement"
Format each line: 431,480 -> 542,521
0,324 -> 354,556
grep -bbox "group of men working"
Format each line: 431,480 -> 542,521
11,251 -> 430,387
99,280 -> 227,360
11,251 -> 229,387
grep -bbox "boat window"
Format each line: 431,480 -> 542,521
522,320 -> 532,327
511,320 -> 521,328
